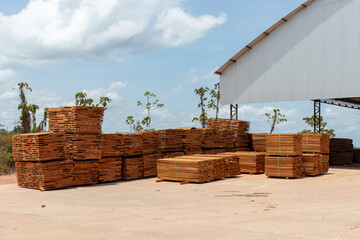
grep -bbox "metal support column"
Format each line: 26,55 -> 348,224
314,100 -> 321,133
230,104 -> 238,120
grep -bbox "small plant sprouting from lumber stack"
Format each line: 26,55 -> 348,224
137,92 -> 164,131
126,116 -> 144,133
14,82 -> 48,133
302,116 -> 336,138
265,108 -> 287,134
192,87 -> 209,128
75,92 -> 112,109
208,82 -> 220,119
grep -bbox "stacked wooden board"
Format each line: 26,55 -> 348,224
48,106 -> 104,134
250,134 -> 267,152
178,127 -> 203,155
330,138 -> 353,165
141,131 -> 161,177
122,156 -> 144,180
300,133 -> 330,176
65,134 -> 102,160
265,134 -> 303,178
157,153 -> 241,183
200,128 -> 217,151
302,154 -> 329,176
159,129 -> 184,152
123,133 -> 142,156
233,151 -> 265,174
206,118 -> 250,150
354,149 -> 360,163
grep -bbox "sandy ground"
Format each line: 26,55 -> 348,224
1,166 -> 360,240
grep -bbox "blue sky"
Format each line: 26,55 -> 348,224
0,0 -> 360,146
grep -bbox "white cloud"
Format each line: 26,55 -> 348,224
185,68 -> 199,84
109,81 -> 127,90
0,0 -> 227,67
0,69 -> 16,82
172,85 -> 184,94
154,8 -> 227,46
84,81 -> 127,102
0,90 -> 17,99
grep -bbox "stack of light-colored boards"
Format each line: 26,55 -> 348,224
178,127 -> 203,155
330,138 -> 354,165
157,154 -> 241,183
231,151 -> 265,174
265,134 -> 303,179
250,133 -> 267,152
300,133 -> 330,176
48,106 -> 104,134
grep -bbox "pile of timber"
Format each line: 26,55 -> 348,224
299,133 -> 330,176
73,160 -> 99,186
101,134 -> 124,157
98,157 -> 122,183
354,149 -> 360,163
330,138 -> 353,165
178,127 -> 203,154
122,156 -> 144,180
15,160 -> 73,191
12,133 -> 73,191
250,134 -> 267,152
265,134 -> 303,179
300,132 -> 330,154
159,129 -> 184,152
200,128 -> 217,150
157,154 -> 241,183
65,134 -> 102,160
123,133 -> 142,156
217,129 -> 235,150
206,118 -> 250,150
234,151 -> 265,174
302,154 -> 329,176
48,106 -> 104,134
12,133 -> 66,161
143,153 -> 161,177
141,131 -> 160,155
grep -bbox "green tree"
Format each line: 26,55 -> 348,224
302,116 -> 336,138
14,82 -> 48,133
137,92 -> 164,131
125,116 -> 144,133
75,92 -> 112,109
265,108 -> 287,134
0,130 -> 15,175
208,82 -> 220,119
192,87 -> 209,128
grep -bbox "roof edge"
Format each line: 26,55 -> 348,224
215,0 -> 315,75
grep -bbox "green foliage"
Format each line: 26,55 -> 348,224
75,92 -> 112,109
302,116 -> 336,138
125,115 -> 144,133
208,82 -> 220,119
265,108 -> 287,134
137,92 -> 164,131
192,87 -> 209,128
0,130 -> 15,175
14,82 -> 48,133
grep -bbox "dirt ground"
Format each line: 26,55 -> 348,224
1,166 -> 360,240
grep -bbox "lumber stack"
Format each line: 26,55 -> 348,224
195,154 -> 241,178
143,153 -> 161,177
123,133 -> 143,156
122,156 -> 144,180
265,134 -> 303,178
12,133 -> 66,161
73,160 -> 99,186
15,160 -> 73,191
200,128 -> 217,151
217,129 -> 235,150
250,134 -> 267,152
159,129 -> 184,152
354,149 -> 360,163
48,106 -> 104,134
178,127 -> 203,154
330,138 -> 353,165
300,133 -> 330,154
302,154 -> 329,176
101,134 -> 124,157
65,134 -> 102,160
141,131 -> 161,177
98,157 -> 122,182
234,151 -> 265,174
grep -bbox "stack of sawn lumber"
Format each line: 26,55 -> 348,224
157,153 -> 241,183
354,149 -> 360,163
250,134 -> 267,152
206,118 -> 250,151
99,134 -> 123,182
330,138 -> 353,165
265,134 -> 303,179
300,133 -> 330,176
12,133 -> 72,191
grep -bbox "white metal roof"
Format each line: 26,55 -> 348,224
218,0 -> 360,105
